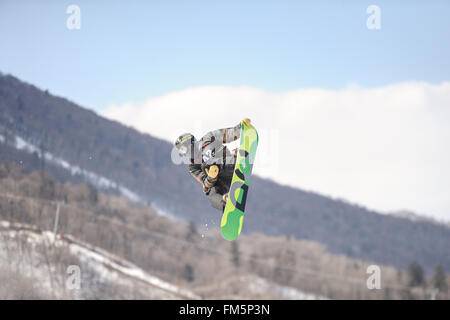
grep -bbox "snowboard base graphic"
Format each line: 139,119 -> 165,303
220,121 -> 258,241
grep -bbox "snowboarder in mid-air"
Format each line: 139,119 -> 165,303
175,118 -> 251,212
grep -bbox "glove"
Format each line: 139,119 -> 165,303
205,165 -> 219,179
242,118 -> 251,126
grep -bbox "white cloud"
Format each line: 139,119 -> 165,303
101,82 -> 450,222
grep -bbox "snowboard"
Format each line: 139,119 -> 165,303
220,120 -> 259,241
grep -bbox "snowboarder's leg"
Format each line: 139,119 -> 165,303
207,187 -> 226,212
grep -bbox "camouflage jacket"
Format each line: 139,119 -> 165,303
189,123 -> 241,193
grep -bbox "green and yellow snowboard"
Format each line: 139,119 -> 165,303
221,120 -> 259,241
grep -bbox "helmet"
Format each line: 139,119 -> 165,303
175,133 -> 196,156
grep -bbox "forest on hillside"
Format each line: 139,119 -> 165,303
0,161 -> 448,299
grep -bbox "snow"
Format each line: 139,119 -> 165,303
244,275 -> 327,300
61,234 -> 199,299
12,135 -> 144,204
150,201 -> 180,221
0,220 -> 200,300
3,132 -> 180,220
1,218 -> 327,300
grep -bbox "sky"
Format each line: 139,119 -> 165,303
1,1 -> 450,220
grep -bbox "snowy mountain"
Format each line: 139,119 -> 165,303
0,219 -> 328,300
0,220 -> 199,299
1,72 -> 450,274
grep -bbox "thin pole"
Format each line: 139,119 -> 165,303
53,202 -> 60,243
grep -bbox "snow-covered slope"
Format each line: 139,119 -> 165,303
244,275 -> 328,300
2,133 -> 179,220
0,219 -> 327,300
10,134 -> 144,203
192,274 -> 327,300
0,220 -> 199,299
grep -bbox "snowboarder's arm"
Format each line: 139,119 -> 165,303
189,163 -> 218,193
202,119 -> 251,144
202,123 -> 240,144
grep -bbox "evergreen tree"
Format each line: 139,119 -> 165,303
183,264 -> 194,282
186,221 -> 197,241
407,261 -> 424,287
87,184 -> 98,205
432,265 -> 447,292
231,241 -> 240,268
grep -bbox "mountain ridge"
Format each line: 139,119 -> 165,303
1,72 -> 449,273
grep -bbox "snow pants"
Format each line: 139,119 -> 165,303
208,187 -> 226,211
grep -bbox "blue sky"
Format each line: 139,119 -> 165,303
1,0 -> 449,111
